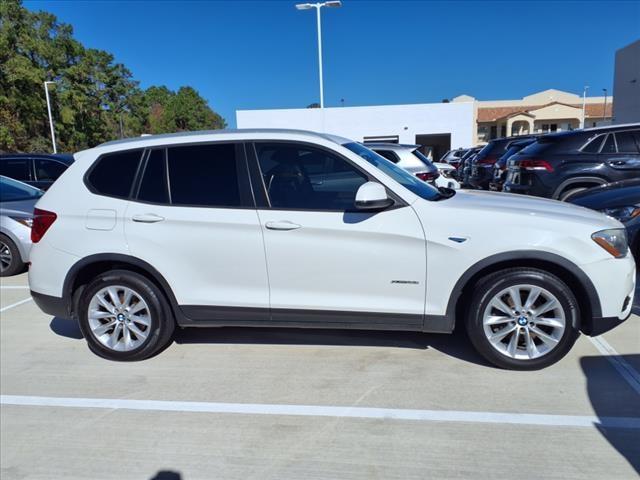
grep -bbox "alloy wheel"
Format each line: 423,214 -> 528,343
0,240 -> 12,273
482,284 -> 566,360
87,285 -> 152,352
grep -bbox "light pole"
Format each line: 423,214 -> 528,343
580,86 -> 589,129
295,1 -> 342,108
43,81 -> 57,153
602,88 -> 608,124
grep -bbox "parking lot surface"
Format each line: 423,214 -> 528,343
1,272 -> 639,479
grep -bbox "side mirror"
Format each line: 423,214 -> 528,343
354,181 -> 394,210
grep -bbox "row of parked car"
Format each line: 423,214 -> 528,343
440,123 -> 640,256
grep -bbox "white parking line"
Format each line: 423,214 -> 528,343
2,395 -> 639,429
589,335 -> 640,395
0,297 -> 32,313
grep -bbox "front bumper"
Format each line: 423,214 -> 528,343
579,254 -> 635,336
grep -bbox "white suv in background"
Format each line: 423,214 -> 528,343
29,129 -> 635,369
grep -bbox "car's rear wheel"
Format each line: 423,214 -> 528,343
558,186 -> 589,201
466,268 -> 580,370
0,234 -> 25,277
78,270 -> 175,361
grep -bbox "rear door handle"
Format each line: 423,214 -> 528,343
265,221 -> 301,231
132,213 -> 165,223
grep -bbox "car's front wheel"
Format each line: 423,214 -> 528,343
78,270 -> 175,361
466,268 -> 580,370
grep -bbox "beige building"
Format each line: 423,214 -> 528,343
452,89 -> 613,145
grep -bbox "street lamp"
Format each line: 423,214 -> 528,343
295,1 -> 342,108
580,86 -> 589,129
602,88 -> 608,124
43,81 -> 57,153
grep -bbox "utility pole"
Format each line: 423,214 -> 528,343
295,1 -> 342,108
44,81 -> 57,153
581,86 -> 589,129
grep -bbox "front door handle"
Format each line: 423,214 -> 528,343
265,221 -> 301,231
132,213 -> 165,223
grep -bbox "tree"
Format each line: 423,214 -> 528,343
0,0 -> 226,153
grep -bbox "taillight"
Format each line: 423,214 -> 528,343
476,155 -> 497,165
416,171 -> 440,182
519,159 -> 554,172
31,208 -> 57,243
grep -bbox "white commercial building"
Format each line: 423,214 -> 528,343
237,101 -> 475,161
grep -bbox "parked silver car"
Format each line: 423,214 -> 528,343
366,143 -> 460,189
0,176 -> 42,276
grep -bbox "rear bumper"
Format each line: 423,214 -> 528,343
469,167 -> 494,189
31,290 -> 70,319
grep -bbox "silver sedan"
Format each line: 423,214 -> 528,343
0,176 -> 43,276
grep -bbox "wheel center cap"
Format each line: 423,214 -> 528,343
117,313 -> 126,322
517,316 -> 528,326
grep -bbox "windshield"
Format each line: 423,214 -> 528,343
342,143 -> 445,201
0,176 -> 43,202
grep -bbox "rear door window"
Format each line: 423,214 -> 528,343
34,159 -> 66,181
167,143 -> 243,207
0,158 -> 32,181
87,150 -> 143,199
615,131 -> 640,153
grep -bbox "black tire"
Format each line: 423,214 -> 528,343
77,269 -> 175,361
0,234 -> 25,277
559,186 -> 589,201
465,268 -> 580,370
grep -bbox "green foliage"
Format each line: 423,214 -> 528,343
0,0 -> 226,153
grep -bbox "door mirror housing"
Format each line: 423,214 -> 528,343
354,181 -> 394,210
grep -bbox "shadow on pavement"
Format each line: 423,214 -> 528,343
49,317 -> 83,339
174,324 -> 493,367
47,314 -> 493,367
149,471 -> 182,480
581,355 -> 640,474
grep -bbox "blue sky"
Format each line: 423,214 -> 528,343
25,0 -> 640,127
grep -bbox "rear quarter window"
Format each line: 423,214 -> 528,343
86,149 -> 143,198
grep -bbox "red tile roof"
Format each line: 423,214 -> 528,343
477,102 -> 613,122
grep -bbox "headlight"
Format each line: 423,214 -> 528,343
601,206 -> 640,222
592,228 -> 628,258
9,216 -> 33,228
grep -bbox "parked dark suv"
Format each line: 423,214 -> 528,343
469,136 -> 536,190
503,124 -> 640,200
0,153 -> 74,190
489,137 -> 537,191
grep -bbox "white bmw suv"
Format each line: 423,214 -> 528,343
29,129 -> 635,369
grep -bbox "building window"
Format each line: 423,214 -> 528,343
500,125 -> 506,137
490,126 -> 497,139
363,135 -> 399,144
